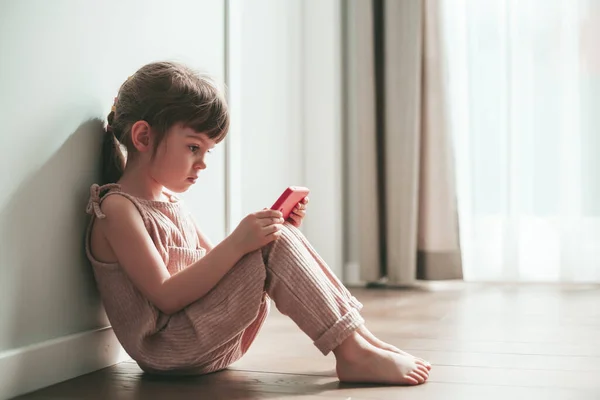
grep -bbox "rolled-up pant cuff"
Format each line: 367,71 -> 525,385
313,308 -> 365,355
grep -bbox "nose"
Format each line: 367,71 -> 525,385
194,161 -> 206,170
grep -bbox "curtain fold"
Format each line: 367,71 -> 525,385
344,0 -> 462,285
344,0 -> 381,284
416,0 -> 463,281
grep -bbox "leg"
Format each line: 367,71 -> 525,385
157,250 -> 271,375
262,223 -> 430,385
285,225 -> 431,370
284,226 -> 363,309
262,225 -> 364,354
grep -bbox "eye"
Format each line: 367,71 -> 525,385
188,145 -> 200,153
207,149 -> 214,155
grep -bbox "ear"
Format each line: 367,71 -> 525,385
130,120 -> 153,152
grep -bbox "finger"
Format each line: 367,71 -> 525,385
262,216 -> 284,227
292,209 -> 306,218
287,213 -> 301,226
257,209 -> 283,219
292,208 -> 306,217
263,223 -> 281,235
265,228 -> 283,241
302,197 -> 309,204
287,211 -> 298,221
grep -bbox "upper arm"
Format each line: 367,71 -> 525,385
97,196 -> 171,313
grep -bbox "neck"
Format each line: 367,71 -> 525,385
118,160 -> 165,201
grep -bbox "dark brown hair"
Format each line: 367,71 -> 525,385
101,61 -> 229,184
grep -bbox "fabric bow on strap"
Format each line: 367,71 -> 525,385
86,183 -> 120,219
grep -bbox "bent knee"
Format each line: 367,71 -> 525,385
261,223 -> 300,261
275,222 -> 301,247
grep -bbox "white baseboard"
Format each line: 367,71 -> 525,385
0,327 -> 130,400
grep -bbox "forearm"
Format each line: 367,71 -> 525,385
160,235 -> 244,314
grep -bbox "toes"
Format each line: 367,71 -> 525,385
415,366 -> 429,381
408,371 -> 425,384
404,375 -> 420,385
415,358 -> 432,371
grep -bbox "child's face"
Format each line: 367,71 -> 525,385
150,123 -> 217,193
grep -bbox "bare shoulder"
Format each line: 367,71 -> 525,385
90,194 -> 145,263
99,194 -> 142,222
95,194 -> 146,238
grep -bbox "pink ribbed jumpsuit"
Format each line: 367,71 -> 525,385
85,184 -> 364,374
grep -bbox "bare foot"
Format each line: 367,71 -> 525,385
357,325 -> 432,370
333,332 -> 430,385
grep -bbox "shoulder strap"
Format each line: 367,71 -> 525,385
86,183 -> 149,225
86,183 -> 121,219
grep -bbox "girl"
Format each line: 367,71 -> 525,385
85,61 -> 431,385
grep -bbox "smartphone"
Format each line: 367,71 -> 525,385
271,186 -> 310,220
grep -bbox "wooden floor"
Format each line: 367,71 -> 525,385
15,282 -> 600,400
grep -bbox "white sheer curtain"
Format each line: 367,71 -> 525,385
442,0 -> 600,282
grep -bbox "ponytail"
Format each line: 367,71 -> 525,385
101,110 -> 126,184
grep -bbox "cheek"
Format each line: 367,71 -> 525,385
153,148 -> 186,175
170,157 -> 192,176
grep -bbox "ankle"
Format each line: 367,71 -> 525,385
333,331 -> 369,363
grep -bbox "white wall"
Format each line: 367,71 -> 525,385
0,0 -> 346,397
0,1 -> 226,398
231,0 -> 305,215
229,0 -> 344,277
301,0 -> 345,280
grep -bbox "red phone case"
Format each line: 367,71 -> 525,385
271,186 -> 310,220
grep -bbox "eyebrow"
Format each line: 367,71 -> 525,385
185,134 -> 216,149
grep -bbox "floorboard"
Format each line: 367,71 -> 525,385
14,283 -> 600,400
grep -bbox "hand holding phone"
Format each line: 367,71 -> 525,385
271,186 -> 310,220
230,209 -> 284,254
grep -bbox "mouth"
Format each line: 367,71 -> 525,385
187,177 -> 198,184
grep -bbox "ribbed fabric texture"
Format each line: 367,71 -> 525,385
85,183 -> 364,375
